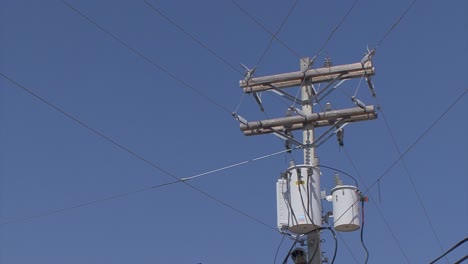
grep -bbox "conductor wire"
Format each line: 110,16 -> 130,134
61,0 -> 233,115
0,71 -> 293,232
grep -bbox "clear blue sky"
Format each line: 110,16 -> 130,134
1,0 -> 467,263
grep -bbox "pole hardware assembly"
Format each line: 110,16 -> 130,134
237,55 -> 378,264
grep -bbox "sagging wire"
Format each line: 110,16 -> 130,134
360,201 -> 369,264
273,234 -> 287,264
279,227 -> 337,264
316,165 -> 358,188
429,237 -> 468,264
310,227 -> 338,264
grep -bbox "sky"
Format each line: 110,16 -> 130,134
1,0 -> 467,263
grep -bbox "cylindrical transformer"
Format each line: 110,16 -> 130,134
286,165 -> 322,234
331,185 -> 360,232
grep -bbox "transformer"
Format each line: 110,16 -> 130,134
331,185 -> 360,232
276,164 -> 322,234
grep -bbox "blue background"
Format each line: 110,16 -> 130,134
1,0 -> 467,263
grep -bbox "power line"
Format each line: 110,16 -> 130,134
0,71 -> 277,232
313,0 -> 359,59
330,89 -> 466,262
143,0 -> 243,75
373,93 -> 448,261
367,88 -> 467,190
230,0 -> 302,60
0,146 -> 295,226
60,0 -> 232,115
256,0 -> 299,66
429,237 -> 468,264
273,234 -> 286,264
0,181 -> 179,225
342,147 -> 410,263
375,0 -> 418,48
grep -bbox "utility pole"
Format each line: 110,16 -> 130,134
300,57 -> 320,264
237,53 -> 376,263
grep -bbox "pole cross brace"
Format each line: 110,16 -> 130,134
239,61 -> 374,93
240,106 -> 377,136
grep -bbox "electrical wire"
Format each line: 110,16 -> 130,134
429,237 -> 468,264
0,180 -> 180,225
256,0 -> 299,66
454,255 -> 468,264
372,91 -> 448,260
0,146 -> 296,226
315,164 -> 358,187
0,71 -> 285,232
313,0 -> 360,59
335,232 -> 360,264
61,0 -> 232,115
231,0 -> 302,60
330,89 -> 466,262
143,0 -> 243,75
342,147 -> 410,263
273,234 -> 286,264
367,89 -> 466,192
375,0 -> 418,49
360,201 -> 369,264
324,227 -> 338,264
281,233 -> 302,264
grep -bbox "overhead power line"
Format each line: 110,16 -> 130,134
230,0 -> 301,59
313,0 -> 359,59
376,0 -> 418,48
61,0 -> 232,115
429,237 -> 468,264
0,71 -> 278,232
342,147 -> 411,263
373,93 -> 447,261
368,89 -> 467,190
330,89 -> 467,260
255,0 -> 299,66
143,0 -> 243,75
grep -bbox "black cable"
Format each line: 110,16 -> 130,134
429,237 -> 468,264
273,234 -> 286,264
313,0 -> 359,59
367,89 -> 467,192
322,227 -> 338,264
316,164 -> 358,187
282,233 -> 302,264
342,146 -> 410,263
373,91 -> 447,259
305,227 -> 338,264
61,0 -> 232,115
143,0 -> 243,75
256,0 -> 299,66
454,255 -> 468,264
376,0 -> 418,48
231,0 -> 302,60
307,237 -> 320,264
0,72 -> 277,232
0,180 -> 180,225
360,201 -> 369,264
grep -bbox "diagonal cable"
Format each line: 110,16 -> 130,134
61,0 -> 232,115
255,0 -> 299,66
329,88 -> 467,262
372,93 -> 448,262
143,0 -> 243,75
376,0 -> 418,48
0,71 -> 277,232
343,147 -> 410,263
231,0 -> 302,59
